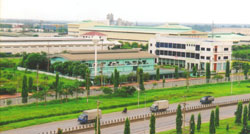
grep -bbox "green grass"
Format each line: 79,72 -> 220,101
0,80 -> 250,131
0,68 -> 76,92
158,118 -> 249,134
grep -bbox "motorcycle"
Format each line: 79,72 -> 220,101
122,107 -> 127,114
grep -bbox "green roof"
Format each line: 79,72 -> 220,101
208,33 -> 245,39
81,25 -> 192,34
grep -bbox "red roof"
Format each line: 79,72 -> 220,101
82,31 -> 106,36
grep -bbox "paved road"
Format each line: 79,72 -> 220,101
1,94 -> 250,134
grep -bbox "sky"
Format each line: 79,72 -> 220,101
1,0 -> 250,24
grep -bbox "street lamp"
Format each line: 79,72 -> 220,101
92,36 -> 100,76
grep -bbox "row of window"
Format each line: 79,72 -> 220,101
156,42 -> 186,49
0,45 -> 94,49
155,50 -> 201,59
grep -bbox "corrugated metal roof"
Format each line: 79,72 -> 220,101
54,50 -> 156,61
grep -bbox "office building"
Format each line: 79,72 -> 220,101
148,35 -> 233,72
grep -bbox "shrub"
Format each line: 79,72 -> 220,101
6,99 -> 12,105
101,87 -> 113,95
0,85 -> 17,95
115,86 -> 136,97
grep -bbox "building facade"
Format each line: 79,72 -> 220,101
50,49 -> 157,77
0,37 -> 119,54
148,35 -> 233,72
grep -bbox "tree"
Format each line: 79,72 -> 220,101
243,105 -> 248,127
232,61 -> 241,73
206,63 -> 211,83
235,101 -> 243,124
62,84 -> 74,102
197,113 -> 201,132
176,104 -> 182,134
150,114 -> 156,134
190,114 -> 195,134
21,75 -> 28,103
248,101 -> 250,121
225,61 -> 231,81
28,77 -> 33,92
114,69 -> 120,91
243,63 -> 249,80
162,76 -> 165,88
226,124 -> 229,132
175,66 -> 179,79
94,117 -> 101,134
110,73 -> 114,84
156,67 -> 160,81
192,66 -> 197,77
85,68 -> 91,104
139,68 -> 145,91
24,53 -> 48,70
55,73 -> 59,99
124,118 -> 130,134
209,110 -> 216,134
215,106 -> 220,127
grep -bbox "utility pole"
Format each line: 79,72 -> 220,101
100,63 -> 104,86
231,69 -> 233,95
138,87 -> 140,108
47,42 -> 50,72
97,100 -> 100,134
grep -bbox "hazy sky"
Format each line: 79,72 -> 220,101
1,0 -> 250,24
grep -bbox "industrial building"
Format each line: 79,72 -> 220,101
50,49 -> 157,76
0,35 -> 120,54
68,21 -> 208,44
149,35 -> 233,72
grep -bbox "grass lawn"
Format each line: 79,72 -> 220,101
158,118 -> 249,134
0,67 -> 76,92
0,80 -> 250,131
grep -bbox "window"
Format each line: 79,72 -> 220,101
181,52 -> 185,57
165,43 -> 169,48
206,56 -> 210,60
173,43 -> 177,48
155,50 -> 159,55
201,47 -> 205,51
224,56 -> 228,59
169,43 -> 173,48
177,52 -> 181,56
201,56 -> 205,59
150,43 -> 152,46
169,51 -> 172,55
182,44 -> 186,49
191,53 -> 195,58
150,50 -> 152,54
160,50 -> 164,55
160,43 -> 164,47
207,48 -> 211,51
195,54 -> 200,59
195,45 -> 200,51
186,53 -> 190,58
173,51 -> 176,56
218,56 -> 221,60
156,42 -> 160,48
177,44 -> 181,49
224,48 -> 229,51
164,51 -> 168,55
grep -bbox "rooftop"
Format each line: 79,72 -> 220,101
53,49 -> 157,61
80,25 -> 193,34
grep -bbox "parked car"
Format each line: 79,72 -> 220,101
200,96 -> 214,104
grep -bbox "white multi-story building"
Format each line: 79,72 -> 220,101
148,35 -> 233,72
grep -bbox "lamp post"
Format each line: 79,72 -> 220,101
92,36 -> 100,76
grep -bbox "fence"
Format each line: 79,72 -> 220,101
38,98 -> 250,134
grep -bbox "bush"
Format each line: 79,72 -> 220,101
0,59 -> 16,68
101,87 -> 113,95
0,85 -> 17,95
6,99 -> 12,105
115,86 -> 136,97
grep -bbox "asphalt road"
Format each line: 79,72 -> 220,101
1,94 -> 250,134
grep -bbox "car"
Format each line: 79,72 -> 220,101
200,96 -> 214,104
